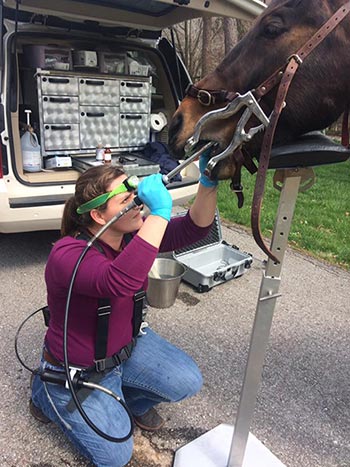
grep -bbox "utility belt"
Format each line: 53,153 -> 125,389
43,338 -> 136,373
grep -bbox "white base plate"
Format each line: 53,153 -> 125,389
173,423 -> 285,467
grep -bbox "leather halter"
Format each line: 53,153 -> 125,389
185,1 -> 350,262
185,83 -> 237,106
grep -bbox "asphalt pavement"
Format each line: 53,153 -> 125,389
0,213 -> 349,467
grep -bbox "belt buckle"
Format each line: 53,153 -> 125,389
94,359 -> 106,372
134,290 -> 146,302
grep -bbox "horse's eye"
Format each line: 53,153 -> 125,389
262,22 -> 284,39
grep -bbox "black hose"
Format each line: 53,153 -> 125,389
14,307 -> 45,374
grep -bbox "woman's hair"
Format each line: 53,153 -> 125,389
61,165 -> 125,237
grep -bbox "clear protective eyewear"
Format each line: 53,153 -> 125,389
77,175 -> 139,215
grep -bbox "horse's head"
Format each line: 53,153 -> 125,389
169,0 -> 350,179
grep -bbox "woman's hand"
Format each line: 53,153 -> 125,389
138,173 -> 173,221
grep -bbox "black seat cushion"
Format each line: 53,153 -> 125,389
268,131 -> 350,169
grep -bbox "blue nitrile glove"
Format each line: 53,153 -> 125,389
199,149 -> 218,188
137,173 -> 173,221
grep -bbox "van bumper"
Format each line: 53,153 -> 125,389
0,178 -> 199,233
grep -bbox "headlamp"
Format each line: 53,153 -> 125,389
77,175 -> 139,214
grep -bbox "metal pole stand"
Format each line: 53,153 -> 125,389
174,167 -> 315,467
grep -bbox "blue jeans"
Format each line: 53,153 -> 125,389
31,328 -> 203,467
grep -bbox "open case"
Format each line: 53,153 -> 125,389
173,211 -> 253,293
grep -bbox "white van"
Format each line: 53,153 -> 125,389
0,0 -> 263,233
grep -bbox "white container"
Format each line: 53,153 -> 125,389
73,50 -> 97,67
21,130 -> 42,172
96,142 -> 104,161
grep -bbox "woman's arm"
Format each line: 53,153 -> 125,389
189,183 -> 217,228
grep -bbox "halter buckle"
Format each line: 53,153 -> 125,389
197,89 -> 215,106
287,54 -> 303,65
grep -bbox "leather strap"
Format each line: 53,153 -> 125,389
185,84 -> 237,105
230,149 -> 245,209
341,105 -> 349,148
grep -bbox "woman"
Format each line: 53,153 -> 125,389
31,154 -> 218,466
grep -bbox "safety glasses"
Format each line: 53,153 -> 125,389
77,175 -> 139,214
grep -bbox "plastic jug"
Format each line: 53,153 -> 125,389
21,110 -> 41,172
21,130 -> 42,172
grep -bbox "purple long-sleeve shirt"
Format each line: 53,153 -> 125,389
44,212 -> 211,367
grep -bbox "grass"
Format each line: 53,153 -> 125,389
216,159 -> 350,270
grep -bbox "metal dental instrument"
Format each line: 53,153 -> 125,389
205,106 -> 269,175
162,140 -> 216,185
185,91 -> 270,154
184,91 -> 270,176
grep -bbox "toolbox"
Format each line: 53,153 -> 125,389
173,211 -> 253,293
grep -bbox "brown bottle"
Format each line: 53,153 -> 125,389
103,145 -> 112,164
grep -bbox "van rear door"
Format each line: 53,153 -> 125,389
3,0 -> 265,28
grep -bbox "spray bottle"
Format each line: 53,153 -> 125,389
21,110 -> 42,172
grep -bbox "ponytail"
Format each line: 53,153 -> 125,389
61,196 -> 84,237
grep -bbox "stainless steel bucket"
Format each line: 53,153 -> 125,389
147,258 -> 186,308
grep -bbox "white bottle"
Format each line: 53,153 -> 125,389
21,110 -> 41,172
96,142 -> 105,162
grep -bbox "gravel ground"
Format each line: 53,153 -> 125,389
0,215 -> 349,467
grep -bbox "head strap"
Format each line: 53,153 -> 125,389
77,175 -> 139,214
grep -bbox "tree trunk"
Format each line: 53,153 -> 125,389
202,16 -> 212,77
223,17 -> 239,56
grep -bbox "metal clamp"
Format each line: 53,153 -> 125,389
184,91 -> 270,176
185,91 -> 269,154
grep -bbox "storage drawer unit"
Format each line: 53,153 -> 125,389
120,79 -> 150,97
37,71 -> 152,156
42,95 -> 79,123
42,123 -> 80,151
119,114 -> 150,147
40,75 -> 78,96
120,96 -> 150,114
79,78 -> 120,106
80,106 -> 119,148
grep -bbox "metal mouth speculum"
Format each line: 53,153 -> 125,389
185,91 -> 270,177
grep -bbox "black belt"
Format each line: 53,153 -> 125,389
44,340 -> 137,413
43,339 -> 136,373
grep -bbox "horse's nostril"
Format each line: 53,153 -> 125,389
168,113 -> 183,145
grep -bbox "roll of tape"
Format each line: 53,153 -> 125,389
150,112 -> 167,132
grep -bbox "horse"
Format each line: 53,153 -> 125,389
168,0 -> 350,260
